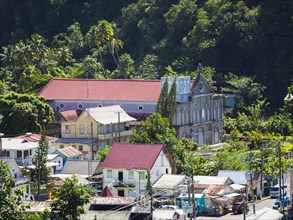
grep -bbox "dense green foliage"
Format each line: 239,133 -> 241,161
0,92 -> 54,135
50,175 -> 90,220
0,160 -> 30,220
130,113 -> 179,153
0,0 -> 291,109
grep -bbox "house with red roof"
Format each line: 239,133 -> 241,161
14,132 -> 57,153
102,143 -> 176,198
38,68 -> 224,145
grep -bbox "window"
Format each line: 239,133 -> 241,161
201,108 -> 205,122
72,145 -> 76,149
78,103 -> 83,109
107,170 -> 112,178
59,103 -> 64,109
166,169 -> 169,174
138,105 -> 144,111
139,172 -> 145,180
17,151 -> 22,158
87,125 -> 92,135
129,170 -> 134,179
79,125 -> 84,134
156,170 -> 159,176
78,145 -> 83,151
60,145 -> 64,149
65,125 -> 71,134
161,154 -> 164,166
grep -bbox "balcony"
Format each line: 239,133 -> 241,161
113,179 -> 135,188
98,130 -> 133,140
15,156 -> 34,166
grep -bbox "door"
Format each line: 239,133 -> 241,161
118,190 -> 125,197
118,171 -> 123,182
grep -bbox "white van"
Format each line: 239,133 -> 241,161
270,185 -> 287,198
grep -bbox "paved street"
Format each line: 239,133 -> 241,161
196,198 -> 275,220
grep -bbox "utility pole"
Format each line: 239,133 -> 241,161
191,175 -> 196,220
115,111 -> 122,142
278,142 -> 283,211
260,147 -> 264,199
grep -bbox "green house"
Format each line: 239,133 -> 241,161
175,193 -> 205,214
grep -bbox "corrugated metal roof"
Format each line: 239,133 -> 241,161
55,138 -> 97,144
102,143 -> 164,170
55,146 -> 83,157
91,196 -> 135,205
60,109 -> 82,121
38,78 -> 161,102
218,170 -> 247,185
152,174 -> 190,189
86,105 -> 136,125
61,160 -> 101,176
203,184 -> 228,195
14,133 -> 57,142
194,176 -> 230,185
81,211 -> 131,220
2,138 -> 38,150
100,186 -> 115,197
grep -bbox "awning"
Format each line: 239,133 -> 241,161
224,193 -> 241,198
230,183 -> 246,190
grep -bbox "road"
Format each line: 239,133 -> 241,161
196,198 -> 276,220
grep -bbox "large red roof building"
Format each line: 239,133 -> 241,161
39,73 -> 224,146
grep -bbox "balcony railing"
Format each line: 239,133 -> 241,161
15,157 -> 33,166
98,130 -> 133,140
113,179 -> 135,188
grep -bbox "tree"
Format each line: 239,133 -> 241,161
156,76 -> 177,123
33,130 -> 50,200
111,53 -> 135,79
50,175 -> 90,220
0,160 -> 30,219
0,92 -> 54,135
221,73 -> 266,106
98,146 -> 111,162
137,54 -> 158,79
130,113 -> 179,153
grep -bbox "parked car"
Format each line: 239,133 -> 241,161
274,195 -> 290,207
232,202 -> 249,214
159,205 -> 185,216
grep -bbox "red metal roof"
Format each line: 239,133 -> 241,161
38,78 -> 161,102
14,133 -> 57,142
60,110 -> 82,121
100,185 -> 115,197
102,143 -> 164,170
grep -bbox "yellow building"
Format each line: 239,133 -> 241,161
54,105 -> 136,155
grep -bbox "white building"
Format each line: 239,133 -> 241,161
102,143 -> 176,197
1,138 -> 38,166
